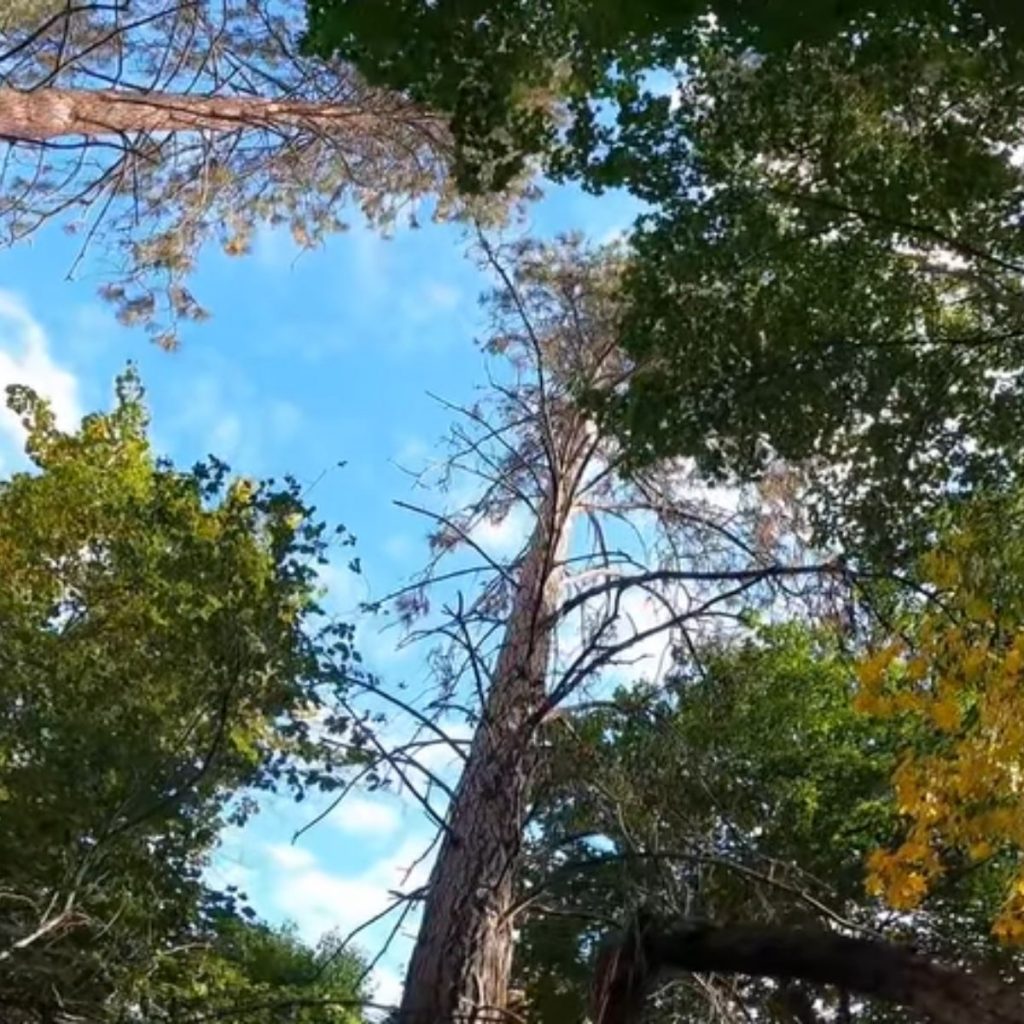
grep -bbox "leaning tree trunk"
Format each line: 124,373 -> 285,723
0,86 -> 443,141
593,918 -> 1024,1024
398,443 -> 585,1023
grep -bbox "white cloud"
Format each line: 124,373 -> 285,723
316,558 -> 367,615
330,795 -> 402,837
357,618 -> 416,669
348,220 -> 390,299
398,280 -> 463,328
0,290 -> 81,462
414,718 -> 473,778
268,399 -> 303,441
171,371 -> 246,463
392,435 -> 431,473
614,589 -> 676,680
370,964 -> 403,1009
210,411 -> 242,454
350,715 -> 471,801
207,857 -> 255,894
422,282 -> 461,313
264,842 -> 318,871
66,302 -> 118,360
383,532 -> 416,562
273,836 -> 434,943
207,825 -> 261,896
554,572 -> 685,693
601,225 -> 631,246
165,361 -> 305,471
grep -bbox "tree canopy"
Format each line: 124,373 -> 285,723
0,0 -> 463,346
519,623 -> 1022,1021
852,491 -> 1024,942
302,1 -> 1024,193
9,2 -> 1024,1021
137,917 -> 369,1024
0,369 -> 360,1021
305,0 -> 1024,558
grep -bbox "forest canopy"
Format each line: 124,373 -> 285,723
0,371 -> 366,1022
4,2 -> 1024,1023
306,0 -> 1024,559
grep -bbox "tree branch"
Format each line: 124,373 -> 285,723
593,917 -> 1024,1024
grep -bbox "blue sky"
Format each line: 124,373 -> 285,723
0,175 -> 642,1003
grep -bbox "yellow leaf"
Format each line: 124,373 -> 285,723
852,691 -> 893,718
962,644 -> 989,682
888,869 -> 929,910
856,643 -> 901,689
931,698 -> 962,733
965,595 -> 993,623
922,550 -> 959,588
1004,647 -> 1022,679
993,915 -> 1024,944
905,655 -> 929,682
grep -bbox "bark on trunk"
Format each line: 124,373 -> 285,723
0,86 -> 440,141
593,918 -> 1024,1024
398,474 -> 580,1023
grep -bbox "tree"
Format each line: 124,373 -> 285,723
517,624 -> 1022,1022
852,490 -> 1024,944
335,236 -> 841,1021
0,0 -> 461,346
303,1 -> 1024,190
0,368 -> 358,1022
138,916 -> 369,1024
590,916 -> 1024,1024
305,1 -> 1024,559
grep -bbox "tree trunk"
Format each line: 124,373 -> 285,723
0,86 -> 441,141
398,469 -> 581,1022
593,918 -> 1024,1024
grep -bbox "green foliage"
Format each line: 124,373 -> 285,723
302,1 -> 1024,192
138,917 -> 368,1024
0,368 -> 358,1021
517,625 -> 1018,1021
608,21 -> 1024,558
307,0 -> 1024,558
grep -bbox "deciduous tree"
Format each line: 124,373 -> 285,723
518,624 -> 1021,1021
0,368 -> 358,1021
306,1 -> 1024,557
853,492 -> 1024,944
138,917 -> 369,1024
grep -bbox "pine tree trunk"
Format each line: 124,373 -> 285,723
399,460 -> 581,1023
0,86 -> 440,141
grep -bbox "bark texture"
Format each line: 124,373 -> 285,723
398,459 -> 583,1022
0,86 -> 441,141
593,918 -> 1024,1024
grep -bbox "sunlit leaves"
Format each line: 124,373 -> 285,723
0,368 -> 358,1019
855,496 -> 1024,940
311,1 -> 1024,559
519,626 -> 907,1022
140,918 -> 369,1024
